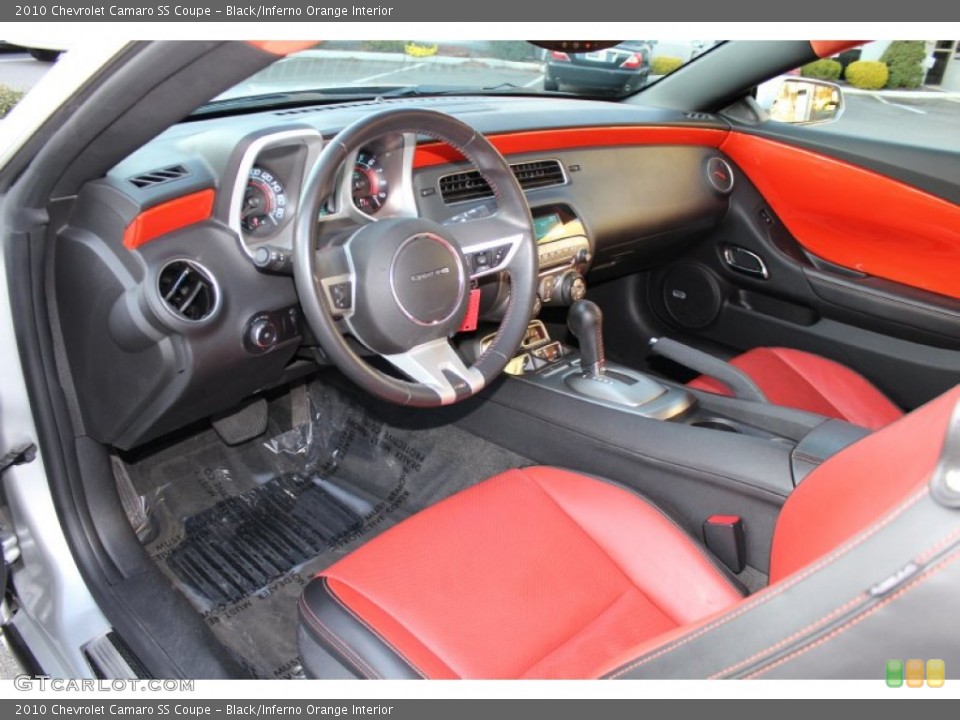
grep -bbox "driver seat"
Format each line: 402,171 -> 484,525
297,387 -> 960,679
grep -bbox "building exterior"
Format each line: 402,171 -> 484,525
860,40 -> 960,91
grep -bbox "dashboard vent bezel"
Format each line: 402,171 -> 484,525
156,259 -> 220,324
128,164 -> 190,189
438,159 -> 567,205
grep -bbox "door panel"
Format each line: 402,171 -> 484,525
721,132 -> 960,300
623,126 -> 960,411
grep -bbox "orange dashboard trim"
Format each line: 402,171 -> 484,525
721,132 -> 960,299
413,126 -> 728,167
123,189 -> 216,250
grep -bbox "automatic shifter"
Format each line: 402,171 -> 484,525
565,299 -> 667,407
567,299 -> 606,376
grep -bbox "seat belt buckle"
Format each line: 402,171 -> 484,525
703,515 -> 746,573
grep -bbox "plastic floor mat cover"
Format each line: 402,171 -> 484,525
122,378 -> 528,678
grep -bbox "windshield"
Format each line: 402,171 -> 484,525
212,40 -> 722,106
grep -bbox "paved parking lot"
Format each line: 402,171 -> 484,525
0,51 -> 55,91
808,89 -> 960,152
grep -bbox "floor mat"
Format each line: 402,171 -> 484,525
120,375 -> 529,678
165,474 -> 364,606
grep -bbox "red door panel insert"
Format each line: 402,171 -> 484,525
721,132 -> 960,299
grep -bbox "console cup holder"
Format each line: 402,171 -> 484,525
691,418 -> 742,433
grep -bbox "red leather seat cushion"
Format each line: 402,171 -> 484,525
769,385 -> 960,582
687,347 -> 902,430
317,466 -> 743,679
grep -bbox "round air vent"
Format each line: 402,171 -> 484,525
705,156 -> 735,194
157,260 -> 219,322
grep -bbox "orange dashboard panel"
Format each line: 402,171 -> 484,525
414,126 -> 728,167
123,189 -> 216,250
722,132 -> 960,300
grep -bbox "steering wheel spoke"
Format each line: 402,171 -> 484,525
384,339 -> 485,405
316,245 -> 356,318
448,214 -> 528,281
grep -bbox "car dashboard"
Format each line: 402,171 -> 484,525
54,94 -> 735,449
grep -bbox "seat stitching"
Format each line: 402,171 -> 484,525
709,595 -> 866,678
299,595 -> 382,679
606,485 -> 929,678
744,546 -> 960,679
321,577 -> 429,679
766,348 -> 850,421
300,597 -> 380,679
519,586 -> 645,679
522,471 -> 685,625
916,525 -> 960,564
714,524 -> 960,677
532,468 -> 746,597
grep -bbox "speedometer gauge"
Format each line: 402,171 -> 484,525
352,152 -> 389,214
241,166 -> 286,235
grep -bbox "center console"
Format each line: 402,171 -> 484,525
465,298 -> 870,573
456,204 -> 873,574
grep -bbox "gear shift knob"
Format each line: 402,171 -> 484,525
567,299 -> 605,376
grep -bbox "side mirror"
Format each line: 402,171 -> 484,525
764,77 -> 844,125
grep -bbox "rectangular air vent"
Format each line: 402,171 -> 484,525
128,164 -> 189,189
439,159 -> 566,205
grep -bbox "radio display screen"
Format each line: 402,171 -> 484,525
532,204 -> 581,244
533,213 -> 562,242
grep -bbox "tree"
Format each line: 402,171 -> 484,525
880,41 -> 927,89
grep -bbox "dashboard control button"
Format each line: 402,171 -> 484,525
558,271 -> 586,304
249,318 -> 279,350
252,245 -> 293,274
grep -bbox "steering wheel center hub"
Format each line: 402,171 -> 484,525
390,232 -> 466,326
343,217 -> 470,354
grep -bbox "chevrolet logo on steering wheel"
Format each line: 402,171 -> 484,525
410,266 -> 452,283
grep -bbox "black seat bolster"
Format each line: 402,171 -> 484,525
297,577 -> 424,680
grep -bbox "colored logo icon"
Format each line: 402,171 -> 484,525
886,659 -> 945,687
886,659 -> 903,687
927,659 -> 946,689
906,659 -> 924,688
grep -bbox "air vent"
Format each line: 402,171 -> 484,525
157,260 -> 218,322
129,165 -> 189,189
685,112 -> 715,121
439,159 -> 566,204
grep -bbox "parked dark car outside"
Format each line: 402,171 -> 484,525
543,40 -> 652,93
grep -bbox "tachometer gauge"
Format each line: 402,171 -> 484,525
352,151 -> 389,214
241,166 -> 286,235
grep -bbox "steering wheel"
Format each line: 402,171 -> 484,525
293,108 -> 538,407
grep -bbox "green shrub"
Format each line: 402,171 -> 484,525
651,56 -> 684,76
0,85 -> 25,118
845,60 -> 889,90
880,40 -> 927,89
800,59 -> 842,81
362,40 -> 406,54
